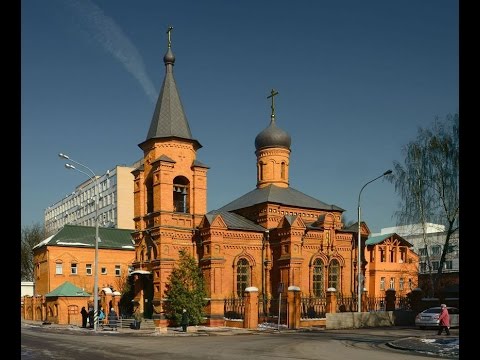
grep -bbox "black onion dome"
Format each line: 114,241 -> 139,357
254,119 -> 291,150
164,48 -> 175,65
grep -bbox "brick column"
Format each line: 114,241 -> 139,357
204,298 -> 226,327
326,288 -> 337,314
111,291 -> 121,315
243,287 -> 259,329
103,292 -> 113,315
385,288 -> 396,311
409,287 -> 424,314
287,286 -> 301,329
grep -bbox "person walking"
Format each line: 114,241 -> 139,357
80,307 -> 88,328
88,307 -> 94,328
108,308 -> 119,330
133,308 -> 143,330
180,309 -> 189,332
437,304 -> 450,335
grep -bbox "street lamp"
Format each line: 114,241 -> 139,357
357,169 -> 392,313
59,153 -> 100,331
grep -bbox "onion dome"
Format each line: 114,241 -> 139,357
163,47 -> 175,65
255,117 -> 291,150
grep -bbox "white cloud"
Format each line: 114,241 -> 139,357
65,0 -> 157,103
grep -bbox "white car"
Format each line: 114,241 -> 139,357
415,306 -> 459,329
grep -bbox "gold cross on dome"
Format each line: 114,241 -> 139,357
267,89 -> 279,118
167,26 -> 173,48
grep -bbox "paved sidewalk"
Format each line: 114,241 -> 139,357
21,319 -> 258,336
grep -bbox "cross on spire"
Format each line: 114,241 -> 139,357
267,89 -> 279,118
167,26 -> 173,48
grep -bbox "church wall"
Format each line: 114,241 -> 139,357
201,230 -> 264,300
299,245 -> 356,295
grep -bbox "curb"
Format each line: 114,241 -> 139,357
386,337 -> 459,358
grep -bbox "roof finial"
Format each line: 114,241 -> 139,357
167,26 -> 173,48
267,89 -> 279,120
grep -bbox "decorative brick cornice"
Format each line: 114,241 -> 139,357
199,257 -> 227,266
155,142 -> 195,151
257,148 -> 290,157
223,244 -> 262,251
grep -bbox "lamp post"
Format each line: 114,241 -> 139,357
357,169 -> 392,313
59,153 -> 100,331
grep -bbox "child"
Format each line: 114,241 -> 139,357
99,307 -> 105,326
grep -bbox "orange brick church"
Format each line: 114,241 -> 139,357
128,29 -> 413,327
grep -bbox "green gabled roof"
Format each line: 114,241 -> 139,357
34,224 -> 134,250
45,281 -> 91,297
365,233 -> 395,245
365,232 -> 413,247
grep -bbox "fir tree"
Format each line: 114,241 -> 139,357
163,249 -> 208,326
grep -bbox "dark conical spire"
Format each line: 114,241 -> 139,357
144,26 -> 201,148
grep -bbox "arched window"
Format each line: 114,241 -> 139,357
328,259 -> 340,290
236,258 -> 250,296
173,176 -> 189,213
146,175 -> 153,213
258,162 -> 265,181
312,258 -> 324,297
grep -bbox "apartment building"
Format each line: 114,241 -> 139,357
44,160 -> 142,236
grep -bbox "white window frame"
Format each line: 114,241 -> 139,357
86,264 -> 92,275
55,263 -> 63,275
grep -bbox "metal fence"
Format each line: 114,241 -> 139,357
224,297 -> 245,320
396,296 -> 410,310
363,296 -> 410,311
258,296 -> 287,325
226,293 -> 410,322
300,296 -> 326,319
337,294 -> 358,312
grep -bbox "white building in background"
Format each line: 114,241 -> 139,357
21,281 -> 34,297
371,223 -> 459,275
44,160 -> 142,235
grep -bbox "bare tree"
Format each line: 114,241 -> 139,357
21,222 -> 45,281
388,113 -> 459,297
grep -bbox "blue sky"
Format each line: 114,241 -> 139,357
21,0 -> 458,234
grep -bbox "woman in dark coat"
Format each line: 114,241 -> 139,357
88,307 -> 94,328
81,307 -> 88,328
180,309 -> 189,332
108,308 -> 119,330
